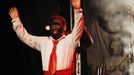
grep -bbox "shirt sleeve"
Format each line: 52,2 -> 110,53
70,8 -> 84,47
12,17 -> 42,51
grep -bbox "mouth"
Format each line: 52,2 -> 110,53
52,29 -> 59,34
53,30 -> 58,34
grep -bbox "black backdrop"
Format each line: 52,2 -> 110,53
1,0 -> 70,75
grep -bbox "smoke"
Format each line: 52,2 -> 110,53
93,0 -> 134,74
96,0 -> 134,54
98,0 -> 134,33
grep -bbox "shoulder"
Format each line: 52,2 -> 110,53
64,31 -> 72,35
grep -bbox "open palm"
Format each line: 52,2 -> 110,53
72,0 -> 81,10
9,7 -> 19,20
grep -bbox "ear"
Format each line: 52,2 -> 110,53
63,24 -> 67,31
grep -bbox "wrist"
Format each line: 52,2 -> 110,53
74,8 -> 83,12
11,17 -> 20,23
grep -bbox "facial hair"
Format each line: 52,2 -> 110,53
50,28 -> 64,40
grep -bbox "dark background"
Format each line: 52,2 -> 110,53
1,0 -> 70,75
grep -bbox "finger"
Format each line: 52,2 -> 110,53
10,7 -> 14,12
14,7 -> 17,12
13,7 -> 16,11
72,0 -> 74,2
9,8 -> 13,14
9,7 -> 14,15
9,9 -> 11,14
9,8 -> 12,14
12,7 -> 15,11
8,11 -> 12,18
8,12 -> 11,16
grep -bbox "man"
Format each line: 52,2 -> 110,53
9,0 -> 84,75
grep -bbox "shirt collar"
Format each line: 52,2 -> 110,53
48,34 -> 66,41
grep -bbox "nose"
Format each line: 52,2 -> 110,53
51,25 -> 58,29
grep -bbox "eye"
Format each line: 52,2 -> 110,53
51,22 -> 61,26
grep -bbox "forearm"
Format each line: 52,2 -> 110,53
9,7 -> 40,51
71,8 -> 84,45
12,17 -> 30,40
11,18 -> 39,50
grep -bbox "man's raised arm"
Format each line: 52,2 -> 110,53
70,0 -> 85,46
9,7 -> 41,51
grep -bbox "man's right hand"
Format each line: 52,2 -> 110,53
9,7 -> 19,20
72,0 -> 81,10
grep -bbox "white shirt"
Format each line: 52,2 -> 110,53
12,9 -> 84,71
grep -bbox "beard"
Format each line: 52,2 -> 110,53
50,29 -> 64,40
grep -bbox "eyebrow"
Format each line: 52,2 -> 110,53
51,22 -> 61,25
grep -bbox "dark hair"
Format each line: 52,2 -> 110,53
49,15 -> 66,26
48,15 -> 67,31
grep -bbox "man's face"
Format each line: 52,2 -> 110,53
50,19 -> 64,39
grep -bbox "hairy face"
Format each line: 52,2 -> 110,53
50,19 -> 65,39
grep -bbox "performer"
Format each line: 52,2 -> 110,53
9,0 -> 85,75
